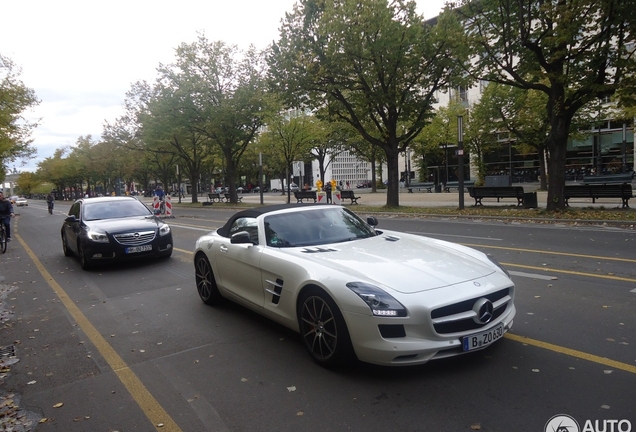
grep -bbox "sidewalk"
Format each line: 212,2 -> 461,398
162,181 -> 634,210
166,183 -> 550,209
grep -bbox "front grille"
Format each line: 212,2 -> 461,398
431,288 -> 512,334
113,230 -> 156,246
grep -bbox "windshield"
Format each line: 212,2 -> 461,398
264,207 -> 377,247
83,200 -> 151,221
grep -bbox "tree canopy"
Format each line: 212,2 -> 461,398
0,55 -> 39,180
458,0 -> 636,209
268,0 -> 469,206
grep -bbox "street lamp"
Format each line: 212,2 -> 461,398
457,116 -> 464,210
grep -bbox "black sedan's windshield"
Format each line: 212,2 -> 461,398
264,207 -> 377,247
83,200 -> 152,221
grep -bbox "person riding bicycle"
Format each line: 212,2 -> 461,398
0,191 -> 15,241
46,191 -> 55,214
154,186 -> 166,213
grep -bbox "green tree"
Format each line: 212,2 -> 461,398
0,55 -> 39,179
269,0 -> 469,206
260,112 -> 316,202
412,101 -> 467,185
150,36 -> 271,203
459,0 -> 636,210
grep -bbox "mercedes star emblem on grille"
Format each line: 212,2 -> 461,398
472,298 -> 494,324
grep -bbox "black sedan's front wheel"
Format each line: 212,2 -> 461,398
298,288 -> 355,367
77,241 -> 92,270
195,254 -> 222,305
62,232 -> 73,257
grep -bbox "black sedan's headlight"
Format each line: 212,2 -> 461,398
87,230 -> 109,243
159,223 -> 171,237
346,282 -> 407,317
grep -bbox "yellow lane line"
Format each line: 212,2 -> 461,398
174,247 -> 193,255
462,243 -> 636,263
15,233 -> 182,432
505,333 -> 636,374
500,262 -> 636,283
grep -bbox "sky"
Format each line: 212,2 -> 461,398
1,0 -> 447,173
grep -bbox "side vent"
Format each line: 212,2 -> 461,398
384,235 -> 400,242
265,278 -> 284,304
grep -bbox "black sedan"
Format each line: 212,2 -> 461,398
61,196 -> 173,270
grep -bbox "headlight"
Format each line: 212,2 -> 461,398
87,230 -> 109,243
346,282 -> 407,317
159,223 -> 171,236
488,254 -> 510,277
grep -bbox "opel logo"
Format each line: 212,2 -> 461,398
133,232 -> 140,238
473,298 -> 494,324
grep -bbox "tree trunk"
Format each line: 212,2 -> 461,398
385,148 -> 400,207
545,118 -> 570,210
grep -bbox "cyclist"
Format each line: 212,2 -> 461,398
154,186 -> 165,214
46,191 -> 55,214
0,191 -> 15,241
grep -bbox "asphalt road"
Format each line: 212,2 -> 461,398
1,200 -> 634,432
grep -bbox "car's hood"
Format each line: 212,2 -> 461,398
285,231 -> 498,293
85,216 -> 165,233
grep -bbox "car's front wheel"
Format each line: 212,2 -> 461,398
62,232 -> 73,257
298,288 -> 355,367
78,241 -> 92,270
195,254 -> 222,305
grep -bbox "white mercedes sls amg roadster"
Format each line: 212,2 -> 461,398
194,204 -> 515,367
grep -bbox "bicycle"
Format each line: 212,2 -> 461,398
0,221 -> 7,254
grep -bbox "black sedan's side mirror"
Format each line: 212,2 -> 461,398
65,215 -> 78,223
230,231 -> 254,245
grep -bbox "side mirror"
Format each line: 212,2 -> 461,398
230,231 -> 254,245
65,215 -> 78,223
366,216 -> 378,227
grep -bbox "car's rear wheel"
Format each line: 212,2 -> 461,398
195,254 -> 222,305
78,241 -> 92,270
62,232 -> 73,257
298,288 -> 354,367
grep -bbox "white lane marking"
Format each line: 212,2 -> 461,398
169,224 -> 216,232
409,232 -> 503,241
509,271 -> 558,280
631,288 -> 636,293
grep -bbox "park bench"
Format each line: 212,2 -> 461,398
407,182 -> 435,193
224,193 -> 243,203
294,190 -> 317,203
582,173 -> 633,185
340,190 -> 360,204
468,186 -> 525,206
444,180 -> 475,192
564,184 -> 633,208
207,193 -> 223,203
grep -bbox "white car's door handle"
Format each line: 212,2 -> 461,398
220,245 -> 228,253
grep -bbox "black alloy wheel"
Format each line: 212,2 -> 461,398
195,254 -> 222,305
62,232 -> 73,257
78,241 -> 92,270
298,289 -> 354,367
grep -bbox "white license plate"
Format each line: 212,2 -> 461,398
462,323 -> 504,352
125,245 -> 153,254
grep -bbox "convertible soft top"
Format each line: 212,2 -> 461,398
216,204 -> 321,237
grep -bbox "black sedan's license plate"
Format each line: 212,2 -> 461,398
125,245 -> 153,254
462,323 -> 504,352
